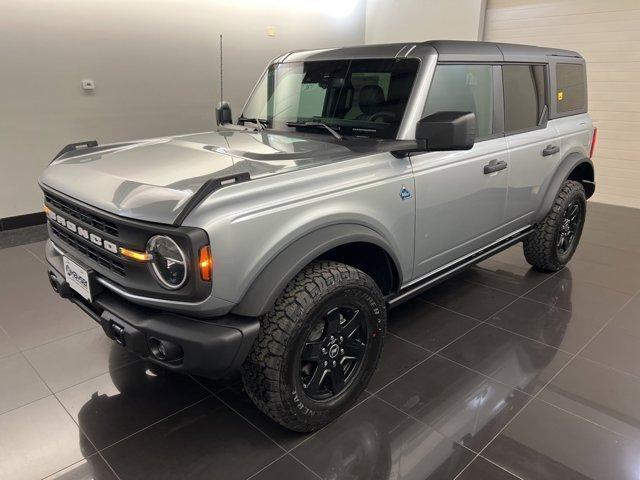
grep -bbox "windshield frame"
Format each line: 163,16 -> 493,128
239,57 -> 422,141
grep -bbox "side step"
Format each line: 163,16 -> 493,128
387,227 -> 533,308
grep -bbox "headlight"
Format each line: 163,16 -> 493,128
146,235 -> 187,289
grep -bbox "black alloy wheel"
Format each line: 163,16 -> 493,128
557,200 -> 582,255
300,305 -> 368,400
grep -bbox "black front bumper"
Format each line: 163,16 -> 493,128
47,263 -> 260,379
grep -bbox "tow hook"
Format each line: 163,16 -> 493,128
111,323 -> 126,346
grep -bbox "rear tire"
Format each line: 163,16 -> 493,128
241,260 -> 386,432
523,180 -> 586,271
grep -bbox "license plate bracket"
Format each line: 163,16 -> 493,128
63,256 -> 94,301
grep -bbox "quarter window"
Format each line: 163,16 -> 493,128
556,63 -> 586,113
425,65 -> 494,138
502,64 -> 547,133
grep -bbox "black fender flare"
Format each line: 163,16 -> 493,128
232,224 -> 402,317
533,153 -> 594,224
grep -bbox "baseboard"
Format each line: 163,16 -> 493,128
0,212 -> 46,231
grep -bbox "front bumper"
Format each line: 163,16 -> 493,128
46,241 -> 260,378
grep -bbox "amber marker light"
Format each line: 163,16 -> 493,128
199,245 -> 213,281
119,247 -> 153,262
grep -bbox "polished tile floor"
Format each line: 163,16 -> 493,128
1,202 -> 639,479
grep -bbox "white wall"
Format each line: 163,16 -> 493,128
365,0 -> 486,44
484,0 -> 640,209
0,0 -> 366,219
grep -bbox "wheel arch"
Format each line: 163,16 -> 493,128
231,224 -> 402,317
534,152 -> 595,224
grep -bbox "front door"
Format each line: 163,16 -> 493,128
410,64 -> 509,279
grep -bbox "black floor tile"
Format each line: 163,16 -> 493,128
0,353 -> 50,414
57,361 -> 210,450
558,258 -> 640,295
524,270 -> 632,320
458,258 -> 551,295
291,396 -> 475,480
580,323 -> 640,378
487,297 -> 607,353
102,397 -> 284,480
249,455 -> 318,480
191,371 -> 241,393
377,355 -> 529,453
456,456 -> 520,480
45,455 -> 118,480
483,398 -> 640,480
420,278 -> 518,321
539,356 -> 640,443
439,323 -> 572,395
0,396 -> 95,479
605,293 -> 640,336
366,333 -> 430,392
388,299 -> 480,352
216,384 -> 313,451
24,327 -> 138,392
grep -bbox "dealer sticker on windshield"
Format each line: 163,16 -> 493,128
63,256 -> 92,301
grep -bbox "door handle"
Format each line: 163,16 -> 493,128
542,145 -> 560,156
483,159 -> 508,174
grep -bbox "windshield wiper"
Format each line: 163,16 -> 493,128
238,116 -> 267,131
286,121 -> 343,140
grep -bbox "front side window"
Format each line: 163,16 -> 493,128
556,63 -> 586,113
503,64 -> 547,133
424,64 -> 494,138
242,58 -> 419,139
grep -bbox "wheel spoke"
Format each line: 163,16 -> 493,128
301,341 -> 323,362
342,340 -> 365,360
330,363 -> 346,393
325,308 -> 342,336
304,367 -> 328,396
557,233 -> 565,248
341,309 -> 361,339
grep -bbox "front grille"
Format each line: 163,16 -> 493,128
50,223 -> 126,276
44,192 -> 119,237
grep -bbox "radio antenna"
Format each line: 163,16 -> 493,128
219,34 -> 223,103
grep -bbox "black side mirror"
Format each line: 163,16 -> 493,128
416,111 -> 476,151
216,101 -> 233,125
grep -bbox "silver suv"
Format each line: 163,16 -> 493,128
42,40 -> 596,431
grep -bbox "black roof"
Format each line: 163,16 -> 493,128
280,40 -> 582,64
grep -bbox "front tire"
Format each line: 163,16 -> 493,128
523,180 -> 586,271
241,261 -> 386,432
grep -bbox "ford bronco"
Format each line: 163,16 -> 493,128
42,40 -> 595,431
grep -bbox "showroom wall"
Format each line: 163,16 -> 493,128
485,0 -> 640,209
0,0 -> 366,220
365,0 -> 486,44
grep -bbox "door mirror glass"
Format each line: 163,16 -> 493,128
216,101 -> 233,125
416,111 -> 476,151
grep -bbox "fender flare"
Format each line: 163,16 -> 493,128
231,224 -> 402,317
533,153 -> 594,224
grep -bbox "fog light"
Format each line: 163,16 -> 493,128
148,337 -> 182,361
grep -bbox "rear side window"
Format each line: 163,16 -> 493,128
503,65 -> 547,133
425,65 -> 494,138
556,63 -> 586,113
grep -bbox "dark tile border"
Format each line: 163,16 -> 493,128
0,212 -> 46,231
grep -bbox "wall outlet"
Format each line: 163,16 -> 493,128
81,79 -> 95,90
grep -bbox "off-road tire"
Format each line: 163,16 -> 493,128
241,260 -> 386,432
523,180 -> 586,271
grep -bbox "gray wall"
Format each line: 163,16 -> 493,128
365,0 -> 486,44
0,0 -> 366,219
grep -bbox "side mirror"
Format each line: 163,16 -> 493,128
216,101 -> 233,125
416,111 -> 476,151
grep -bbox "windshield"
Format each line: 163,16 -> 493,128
242,58 -> 419,139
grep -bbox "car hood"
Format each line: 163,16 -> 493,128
40,129 -> 370,225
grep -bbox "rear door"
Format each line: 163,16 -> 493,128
410,64 -> 509,278
502,63 -> 560,226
